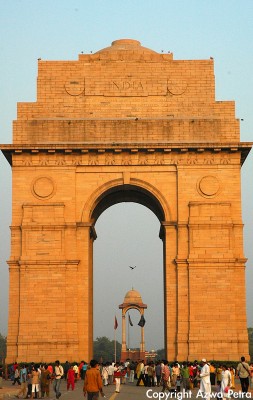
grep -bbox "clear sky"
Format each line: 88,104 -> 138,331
0,0 -> 253,351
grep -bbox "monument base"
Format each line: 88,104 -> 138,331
121,350 -> 146,362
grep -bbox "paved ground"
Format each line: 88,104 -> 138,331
1,379 -> 253,400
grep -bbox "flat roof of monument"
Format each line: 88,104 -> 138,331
95,39 -> 159,55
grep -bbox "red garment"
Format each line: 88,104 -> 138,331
114,369 -> 122,378
67,369 -> 75,391
48,365 -> 53,374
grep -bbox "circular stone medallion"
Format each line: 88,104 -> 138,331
198,175 -> 220,197
167,79 -> 188,95
65,78 -> 85,96
32,177 -> 55,199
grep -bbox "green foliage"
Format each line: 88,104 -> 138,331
93,336 -> 121,363
156,348 -> 165,360
0,333 -> 7,362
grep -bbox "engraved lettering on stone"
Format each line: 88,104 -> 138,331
111,80 -> 144,91
27,230 -> 62,253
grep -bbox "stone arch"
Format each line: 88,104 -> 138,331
81,178 -> 171,224
1,38 -> 250,364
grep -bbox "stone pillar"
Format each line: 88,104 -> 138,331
6,261 -> 20,363
140,323 -> 145,352
76,223 -> 94,362
163,222 -> 178,361
122,313 -> 126,352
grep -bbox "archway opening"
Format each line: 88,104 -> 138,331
93,196 -> 165,360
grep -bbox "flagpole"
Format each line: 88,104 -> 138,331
114,315 -> 118,363
128,312 -> 130,352
114,326 -> 116,363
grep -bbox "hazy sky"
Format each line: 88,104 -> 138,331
0,0 -> 253,350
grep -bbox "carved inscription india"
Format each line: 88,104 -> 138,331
85,78 -> 167,96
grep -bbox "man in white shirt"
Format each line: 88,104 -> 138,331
199,359 -> 211,400
108,363 -> 115,385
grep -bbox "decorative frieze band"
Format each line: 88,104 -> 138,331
11,150 -> 236,167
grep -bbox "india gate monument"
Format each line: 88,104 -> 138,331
0,39 -> 250,362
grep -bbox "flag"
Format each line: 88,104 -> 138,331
138,315 -> 146,327
114,316 -> 118,330
128,314 -> 133,326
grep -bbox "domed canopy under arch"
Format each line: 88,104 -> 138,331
119,288 -> 147,310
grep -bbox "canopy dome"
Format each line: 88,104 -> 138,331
119,288 -> 147,309
124,288 -> 143,304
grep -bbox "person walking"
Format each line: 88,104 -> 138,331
155,362 -> 162,387
128,362 -> 135,383
15,364 -> 27,398
199,359 -> 211,400
31,365 -> 40,399
210,363 -> 216,386
108,362 -> 114,385
114,363 -> 122,393
40,364 -> 51,398
67,366 -> 75,391
181,362 -> 190,392
136,361 -> 146,386
53,360 -> 64,399
236,356 -> 250,394
82,363 -> 88,381
220,365 -> 231,400
83,359 -> 105,399
13,366 -> 21,386
161,360 -> 171,393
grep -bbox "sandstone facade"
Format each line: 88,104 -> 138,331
1,39 -> 250,362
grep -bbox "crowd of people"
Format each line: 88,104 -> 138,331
0,356 -> 253,399
82,356 -> 253,399
0,360 -> 88,398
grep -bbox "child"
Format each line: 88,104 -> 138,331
176,375 -> 181,392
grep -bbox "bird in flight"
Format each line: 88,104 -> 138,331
129,266 -> 137,270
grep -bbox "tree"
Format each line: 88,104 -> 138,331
93,336 -> 121,363
156,348 -> 165,360
0,333 -> 6,363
